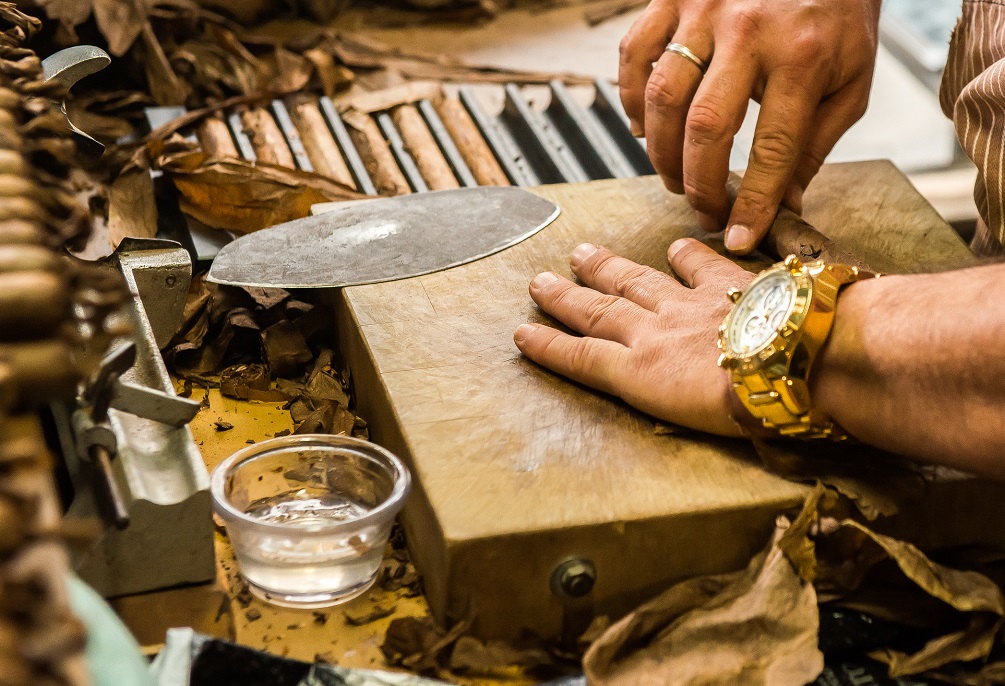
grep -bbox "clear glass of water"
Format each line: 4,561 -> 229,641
211,434 -> 411,608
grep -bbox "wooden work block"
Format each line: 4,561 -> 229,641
335,161 -> 1005,640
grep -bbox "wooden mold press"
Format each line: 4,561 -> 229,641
335,162 -> 1005,640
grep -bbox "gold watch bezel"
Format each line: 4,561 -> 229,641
716,257 -> 815,373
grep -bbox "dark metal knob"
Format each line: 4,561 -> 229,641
551,557 -> 596,598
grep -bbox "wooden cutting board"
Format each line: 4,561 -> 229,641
333,161 -> 1005,640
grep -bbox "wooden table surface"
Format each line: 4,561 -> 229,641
334,162 -> 1005,640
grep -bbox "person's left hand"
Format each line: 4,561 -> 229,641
514,238 -> 755,436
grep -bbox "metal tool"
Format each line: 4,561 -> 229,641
40,45 -> 111,158
54,238 -> 215,597
207,186 -> 561,289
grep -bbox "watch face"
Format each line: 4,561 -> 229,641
727,270 -> 797,355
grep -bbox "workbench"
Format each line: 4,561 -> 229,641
114,163 -> 1005,677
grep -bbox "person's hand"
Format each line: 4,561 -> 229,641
513,238 -> 755,436
619,0 -> 881,253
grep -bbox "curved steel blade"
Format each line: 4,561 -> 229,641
207,187 -> 561,289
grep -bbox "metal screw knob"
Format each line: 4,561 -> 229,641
550,557 -> 596,598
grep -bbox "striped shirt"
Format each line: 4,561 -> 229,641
941,0 -> 1005,256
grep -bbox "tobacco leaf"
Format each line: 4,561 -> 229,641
106,165 -> 157,249
261,320 -> 312,378
448,635 -> 555,677
34,0 -> 94,28
140,21 -> 190,106
584,521 -> 823,686
333,81 -> 444,115
156,149 -> 365,233
752,439 -> 927,521
343,603 -> 396,626
93,0 -> 151,56
326,32 -> 594,85
582,0 -> 648,26
303,46 -> 353,97
828,522 -> 1005,677
382,615 -> 473,674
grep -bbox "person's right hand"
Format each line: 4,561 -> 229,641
619,0 -> 881,254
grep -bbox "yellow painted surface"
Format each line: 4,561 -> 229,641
174,386 -> 533,684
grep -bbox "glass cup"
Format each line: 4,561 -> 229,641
211,434 -> 411,608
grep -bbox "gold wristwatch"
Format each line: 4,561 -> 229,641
717,255 -> 875,440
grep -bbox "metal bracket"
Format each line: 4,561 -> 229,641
40,45 -> 111,159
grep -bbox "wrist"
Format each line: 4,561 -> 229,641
808,273 -> 887,435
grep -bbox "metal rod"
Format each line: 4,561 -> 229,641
418,99 -> 478,187
377,112 -> 429,193
226,110 -> 257,161
270,99 -> 313,172
502,83 -> 589,184
91,444 -> 130,529
592,79 -> 655,175
548,80 -> 635,180
319,96 -> 379,196
459,86 -> 540,186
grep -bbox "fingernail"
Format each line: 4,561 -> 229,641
570,243 -> 598,267
630,124 -> 644,137
514,323 -> 537,344
531,271 -> 560,289
667,237 -> 692,261
725,225 -> 754,253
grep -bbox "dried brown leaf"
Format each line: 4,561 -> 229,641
381,615 -> 472,674
93,0 -> 151,56
449,635 -> 554,677
334,81 -> 444,115
327,32 -> 594,85
304,46 -> 353,97
106,166 -> 157,249
261,320 -> 312,378
584,524 -> 822,686
752,439 -> 926,520
35,0 -> 94,28
140,21 -> 189,106
343,603 -> 395,626
582,0 -> 648,26
156,149 -> 364,233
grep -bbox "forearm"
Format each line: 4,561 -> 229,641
812,264 -> 1005,477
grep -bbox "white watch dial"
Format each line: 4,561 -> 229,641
727,271 -> 797,354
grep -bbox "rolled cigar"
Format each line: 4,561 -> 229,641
0,648 -> 30,686
392,104 -> 459,191
0,271 -> 69,337
287,97 -> 356,189
0,221 -> 45,246
196,116 -> 239,159
0,149 -> 27,176
0,497 -> 23,554
0,110 -> 20,139
0,197 -> 47,223
0,417 -> 49,466
343,110 -> 411,196
0,175 -> 39,201
725,173 -> 872,272
239,107 -> 295,168
0,339 -> 78,408
0,86 -> 21,112
0,245 -> 61,274
434,97 -> 510,187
